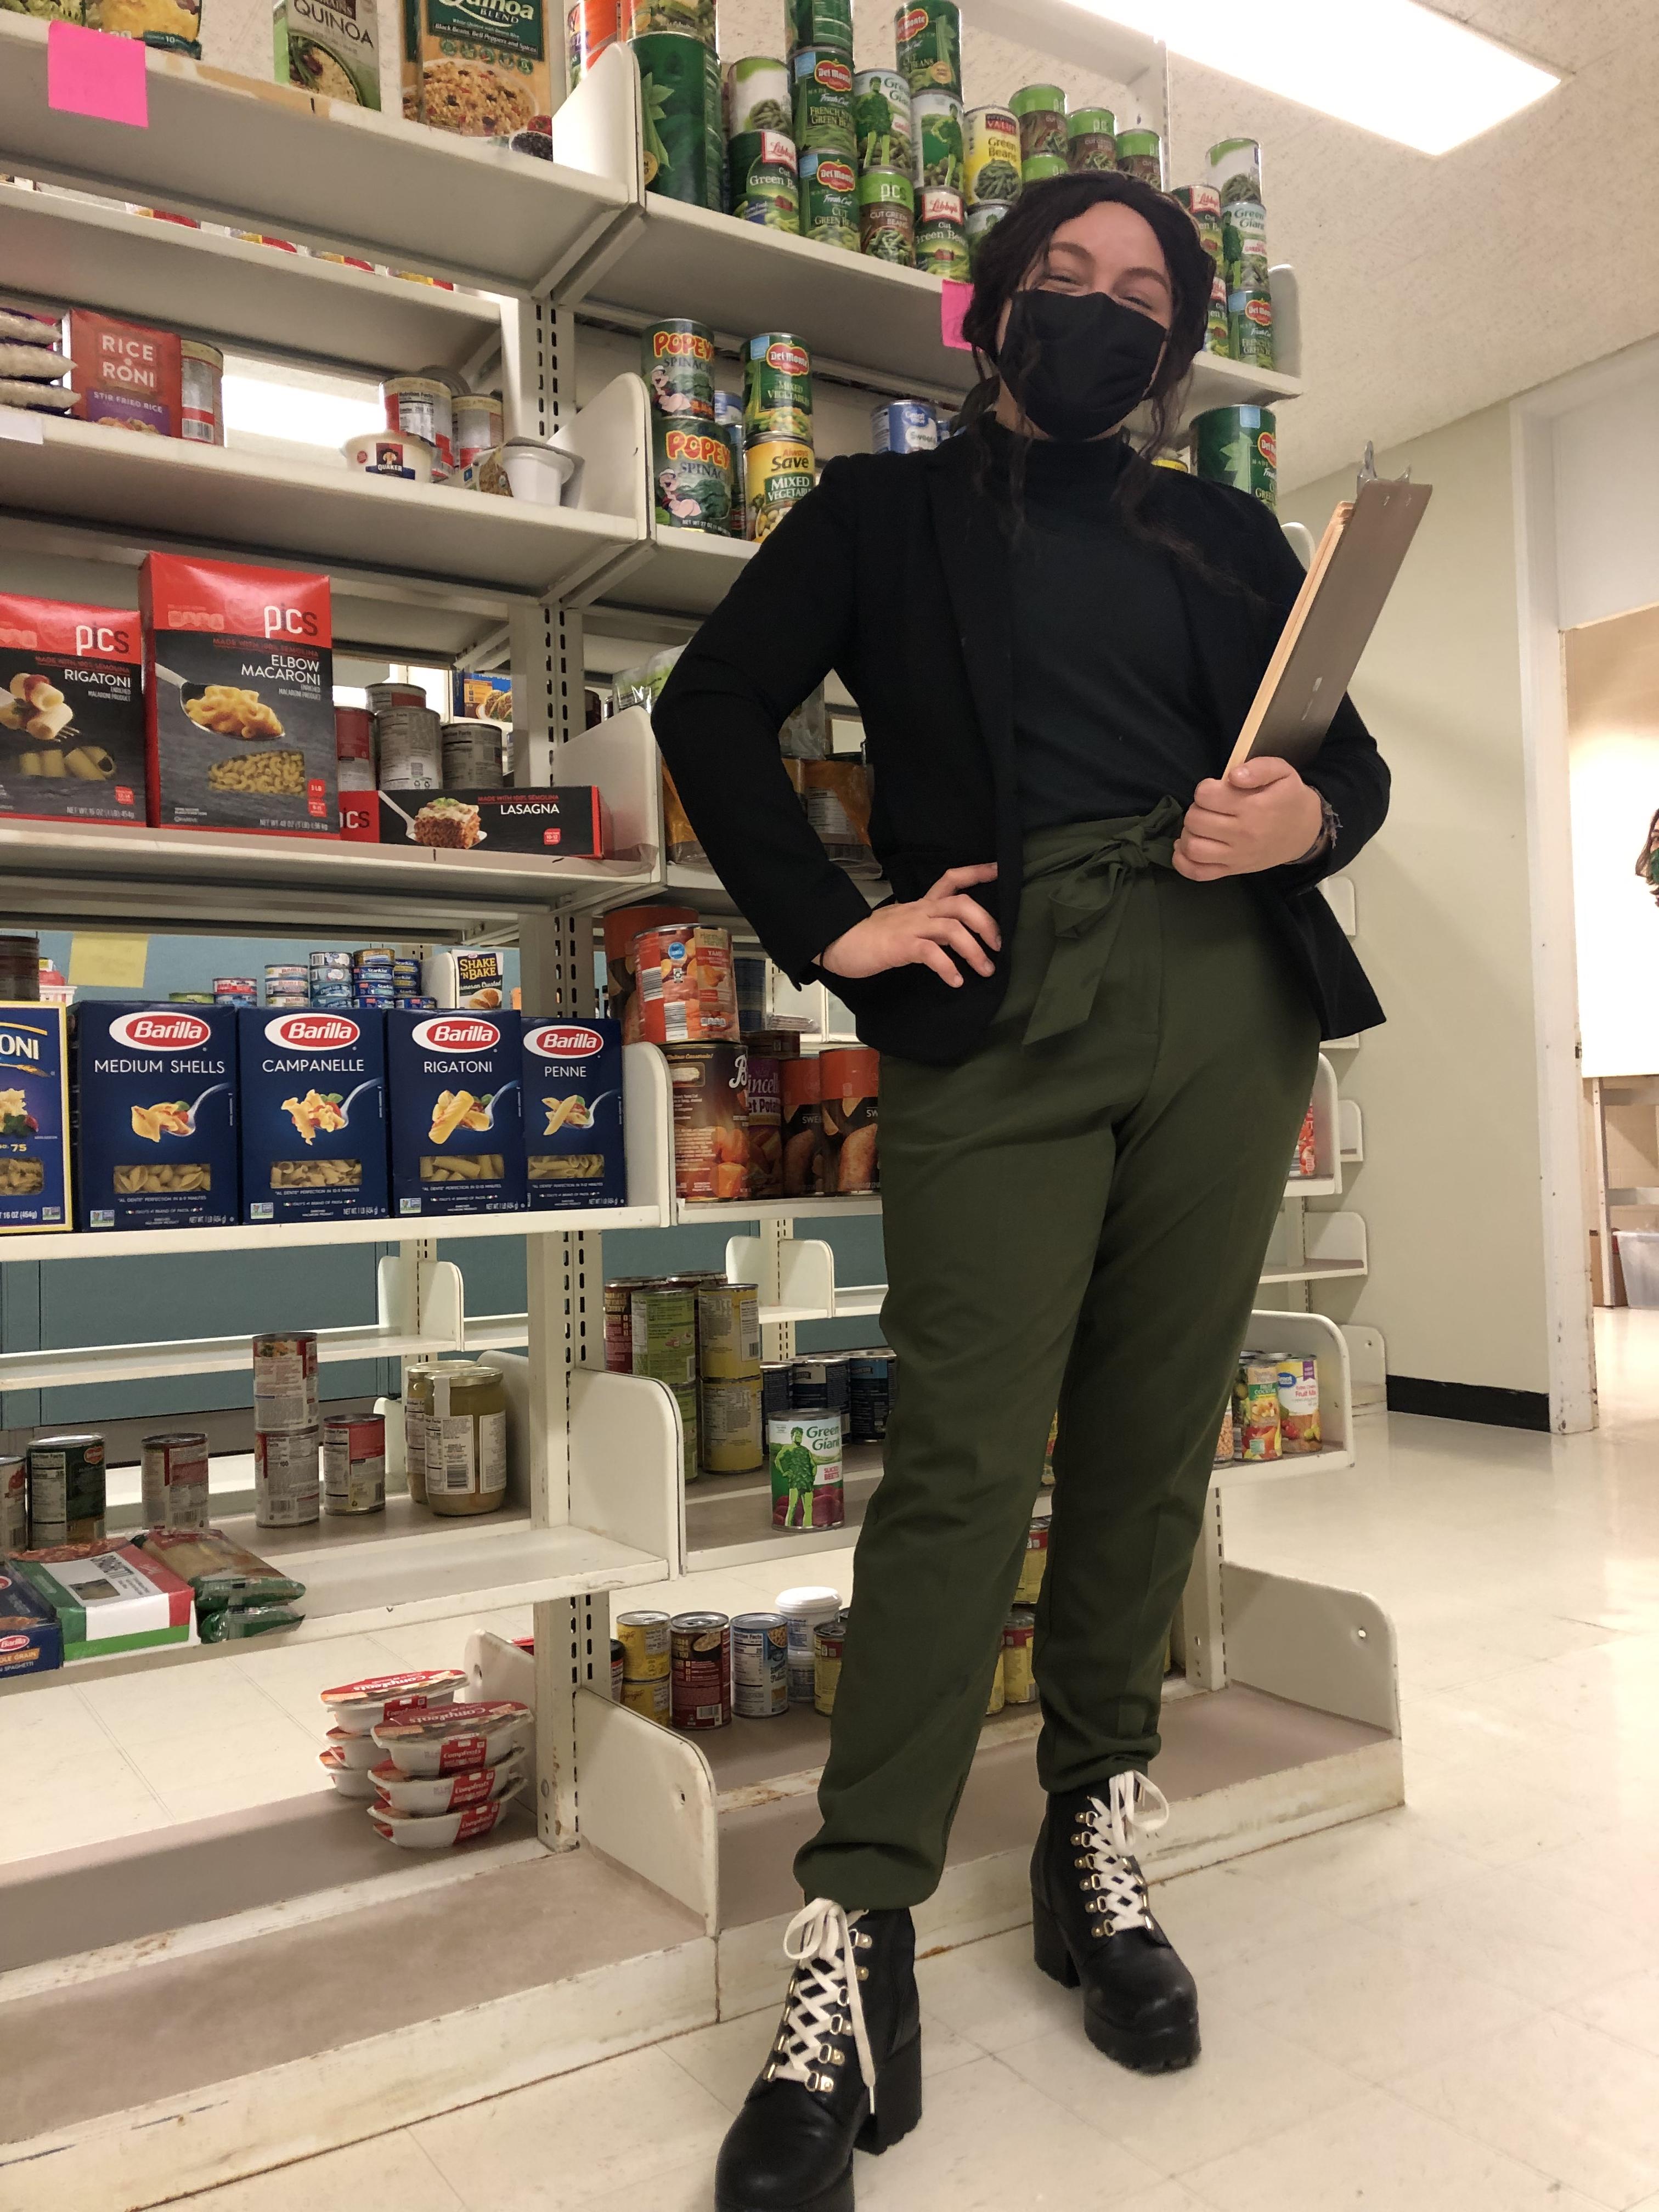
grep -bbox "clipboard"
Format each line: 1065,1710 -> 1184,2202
1228,470 -> 1433,773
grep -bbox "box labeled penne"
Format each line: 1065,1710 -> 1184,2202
75,1002 -> 238,1231
0,1002 -> 70,1235
521,1015 -> 625,1211
237,1008 -> 388,1223
386,1010 -> 526,1217
0,595 -> 147,824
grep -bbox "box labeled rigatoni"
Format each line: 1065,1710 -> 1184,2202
387,1009 -> 526,1216
0,595 -> 146,824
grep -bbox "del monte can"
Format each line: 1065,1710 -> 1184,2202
743,331 -> 813,442
799,148 -> 857,249
895,0 -> 960,97
792,46 -> 854,158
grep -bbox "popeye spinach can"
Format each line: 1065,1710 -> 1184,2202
965,198 -> 1009,267
1011,82 -> 1066,165
1066,105 -> 1116,171
743,331 -> 814,442
652,418 -> 733,531
746,437 -> 816,541
911,88 -> 962,193
914,184 -> 968,278
857,164 -> 915,263
724,53 -> 791,135
1194,404 -> 1277,510
962,106 -> 1021,208
798,148 -> 857,250
792,47 -> 855,157
634,31 -> 723,207
787,0 -> 852,58
1114,126 -> 1164,188
853,67 -> 912,174
729,129 -> 800,229
894,0 -> 960,97
640,319 -> 715,420
1228,280 -> 1274,368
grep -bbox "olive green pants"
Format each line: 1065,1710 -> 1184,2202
794,808 -> 1321,1910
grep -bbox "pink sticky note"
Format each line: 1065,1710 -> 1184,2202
47,20 -> 150,129
940,278 -> 972,351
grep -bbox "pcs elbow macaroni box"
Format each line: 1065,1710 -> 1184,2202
74,1002 -> 238,1231
237,1008 -> 388,1223
139,554 -> 338,837
521,1015 -> 625,1210
0,595 -> 147,825
387,1010 -> 526,1216
0,1003 -> 70,1235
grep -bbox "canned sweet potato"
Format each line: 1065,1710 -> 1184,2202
819,1045 -> 879,1193
665,1042 -> 749,1202
781,1056 -> 826,1197
634,924 -> 738,1046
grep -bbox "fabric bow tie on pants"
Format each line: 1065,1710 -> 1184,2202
1020,795 -> 1186,1047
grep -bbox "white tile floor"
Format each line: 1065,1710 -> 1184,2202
37,1309 -> 1659,2208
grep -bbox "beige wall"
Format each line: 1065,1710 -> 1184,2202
1283,403 -> 1551,1396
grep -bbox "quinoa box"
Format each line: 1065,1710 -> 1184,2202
238,1007 -> 388,1223
521,1014 -> 625,1210
0,1003 -> 71,1235
412,0 -> 552,138
75,1002 -> 238,1231
0,595 -> 146,824
387,1009 -> 526,1216
139,554 -> 338,836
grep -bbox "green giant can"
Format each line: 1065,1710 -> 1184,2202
1066,105 -> 1115,171
1222,195 -> 1268,282
914,184 -> 968,278
911,88 -> 963,193
744,330 -> 814,443
724,52 -> 790,135
651,416 -> 733,533
1206,133 -> 1263,207
787,0 -> 853,58
792,46 -> 854,157
1011,83 -> 1066,165
1114,126 -> 1164,187
640,318 -> 715,420
965,198 -> 1009,267
729,128 -> 800,229
799,147 -> 857,249
853,67 -> 912,174
634,31 -> 723,206
1194,404 -> 1277,509
894,0 -> 960,97
626,0 -> 714,38
858,164 -> 915,263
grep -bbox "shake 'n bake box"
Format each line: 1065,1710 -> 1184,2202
237,1007 -> 387,1223
0,1003 -> 70,1235
387,1010 -> 525,1217
75,1002 -> 238,1231
0,595 -> 147,824
521,1015 -> 625,1211
139,554 -> 338,836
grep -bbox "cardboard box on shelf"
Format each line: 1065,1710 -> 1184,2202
0,1002 -> 71,1235
521,1014 -> 625,1210
9,1542 -> 194,1662
237,1007 -> 388,1223
386,1009 -> 526,1217
68,311 -> 182,438
422,948 -> 506,1012
74,1002 -> 238,1231
338,786 -> 607,854
0,1566 -> 63,1679
0,596 -> 147,825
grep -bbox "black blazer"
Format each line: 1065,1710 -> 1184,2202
653,428 -> 1389,1065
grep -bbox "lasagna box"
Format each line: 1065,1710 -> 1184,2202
237,1007 -> 388,1223
387,1009 -> 525,1217
139,554 -> 338,836
338,786 -> 607,854
0,1002 -> 71,1235
0,595 -> 147,823
0,1564 -> 63,1679
9,1542 -> 194,1662
521,1015 -> 625,1211
75,1002 -> 238,1231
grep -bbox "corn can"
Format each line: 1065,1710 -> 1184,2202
857,164 -> 914,263
962,105 -> 1020,208
617,1607 -> 672,1680
622,1674 -> 671,1724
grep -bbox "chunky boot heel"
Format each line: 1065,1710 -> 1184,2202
1030,1894 -> 1080,1987
857,2031 -> 923,2154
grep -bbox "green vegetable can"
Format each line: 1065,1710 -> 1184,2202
787,0 -> 852,58
652,416 -> 733,533
1066,106 -> 1116,171
1228,280 -> 1274,369
963,106 -> 1022,208
1204,273 -> 1231,357
854,67 -> 912,175
1115,126 -> 1164,187
966,198 -> 1009,266
1206,134 -> 1263,207
746,437 -> 816,543
894,0 -> 959,97
1022,153 -> 1067,184
634,31 -> 723,206
1011,83 -> 1066,165
1171,182 -> 1223,269
744,331 -> 814,443
724,53 -> 790,135
915,184 -> 968,279
792,46 -> 855,157
641,318 -> 715,419
729,128 -> 800,229
1223,195 -> 1268,281
858,165 -> 915,264
911,88 -> 963,193
714,390 -> 746,536
625,0 -> 714,39
1194,404 -> 1277,510
799,147 -> 857,250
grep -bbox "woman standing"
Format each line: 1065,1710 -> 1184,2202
654,170 -> 1389,2212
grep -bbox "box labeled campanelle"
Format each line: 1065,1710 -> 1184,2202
386,1011 -> 526,1217
75,1002 -> 238,1231
0,1003 -> 70,1235
237,1008 -> 387,1223
521,1015 -> 625,1211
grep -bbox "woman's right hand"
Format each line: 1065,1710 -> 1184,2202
818,864 -> 1001,988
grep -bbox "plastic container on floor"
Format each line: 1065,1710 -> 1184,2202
1616,1231 -> 1659,1307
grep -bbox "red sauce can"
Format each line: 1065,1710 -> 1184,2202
669,1610 -> 731,1730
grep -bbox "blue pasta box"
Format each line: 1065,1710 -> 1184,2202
0,1002 -> 70,1235
521,1014 -> 626,1211
0,1564 -> 62,1678
74,1002 -> 238,1231
386,1009 -> 525,1217
237,1007 -> 387,1222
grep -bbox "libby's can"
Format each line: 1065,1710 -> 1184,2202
731,1610 -> 789,1718
641,319 -> 715,422
1171,182 -> 1223,269
812,1609 -> 850,1714
616,1608 -> 672,1681
670,1610 -> 732,1730
140,1430 -> 210,1531
729,128 -> 800,230
858,164 -> 914,262
743,330 -> 814,443
913,184 -> 968,278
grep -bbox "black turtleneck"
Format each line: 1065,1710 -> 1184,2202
992,422 -> 1212,831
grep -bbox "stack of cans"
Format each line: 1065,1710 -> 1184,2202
310,950 -> 354,1009
791,0 -> 856,252
353,946 -> 396,1009
265,963 -> 309,1009
725,55 -> 800,235
213,975 -> 257,1008
252,1330 -> 320,1528
900,0 -> 968,275
616,1607 -> 670,1724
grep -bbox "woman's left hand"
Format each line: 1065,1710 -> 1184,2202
1173,757 -> 1324,880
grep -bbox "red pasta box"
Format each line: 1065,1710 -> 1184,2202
68,311 -> 182,438
0,595 -> 146,823
139,555 -> 338,837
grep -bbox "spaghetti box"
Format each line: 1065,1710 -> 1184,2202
236,1007 -> 387,1223
9,1541 -> 193,1662
521,1015 -> 625,1211
139,553 -> 338,837
74,1002 -> 238,1231
0,1564 -> 63,1678
338,787 -> 607,854
387,1009 -> 526,1217
0,1002 -> 71,1235
0,594 -> 147,824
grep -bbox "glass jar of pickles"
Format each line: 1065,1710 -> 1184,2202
410,1361 -> 508,1517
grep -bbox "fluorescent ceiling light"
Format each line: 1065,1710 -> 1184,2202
1077,0 -> 1560,153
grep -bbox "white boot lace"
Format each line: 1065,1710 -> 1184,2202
764,1899 -> 879,2108
1071,1773 -> 1171,1940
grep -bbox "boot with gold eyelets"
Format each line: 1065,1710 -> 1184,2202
714,1900 -> 922,2212
1030,1773 -> 1200,2073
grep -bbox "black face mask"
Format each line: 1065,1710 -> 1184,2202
996,289 -> 1166,443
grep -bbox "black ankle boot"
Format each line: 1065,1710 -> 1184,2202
714,1900 -> 923,2212
1030,1773 -> 1200,2073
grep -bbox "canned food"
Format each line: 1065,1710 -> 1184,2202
966,199 -> 1010,266
440,719 -> 504,788
335,703 -> 375,791
713,388 -> 748,535
616,1608 -> 672,1680
140,1430 -> 210,1531
787,0 -> 851,55
1215,1400 -> 1234,1464
1011,82 -> 1065,165
792,47 -> 855,159
1022,153 -> 1067,183
663,1042 -> 748,1210
1222,196 -> 1267,279
367,682 -> 425,714
635,923 -> 738,1042
962,105 -> 1020,207
0,1454 -> 25,1552
895,0 -> 960,97
847,1351 -> 894,1442
630,1283 -> 698,1483
799,147 -> 858,250
871,398 -> 938,454
1205,273 -> 1231,356
746,436 -> 816,541
695,1282 -> 761,1378
323,1413 -> 387,1515
622,1674 -> 671,1724
911,88 -> 962,191
1171,182 -> 1223,269
812,1609 -> 849,1714
819,1045 -> 879,1193
453,391 -> 504,468
411,1362 -> 509,1515
251,1331 -> 319,1433
567,0 -> 621,88
1276,1356 -> 1321,1454
1235,1357 -> 1282,1460
632,32 -> 723,208
641,319 -> 715,422
179,338 -> 223,445
1002,1607 -> 1037,1703
652,416 -> 734,533
1194,404 -> 1276,509
670,1610 -> 732,1730
731,1610 -> 789,1718
382,375 -> 454,477
1206,134 -> 1263,207
700,1374 -> 764,1471
26,1433 -> 106,1545
729,128 -> 800,229
913,184 -> 968,278
857,164 -> 914,262
1065,105 -> 1115,171
725,53 -> 791,135
761,1360 -> 794,1419
213,976 -> 259,1001
853,66 -> 911,173
1115,127 -> 1164,187
604,1276 -> 655,1373
985,1647 -> 1006,1715
1228,281 -> 1274,369
375,703 -> 444,790
743,331 -> 814,443
255,1426 -> 321,1527
611,1638 -> 624,1698
1014,1510 -> 1048,1605
777,1583 -> 841,1702
769,1410 -> 843,1530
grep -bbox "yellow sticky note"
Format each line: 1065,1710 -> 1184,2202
67,934 -> 150,989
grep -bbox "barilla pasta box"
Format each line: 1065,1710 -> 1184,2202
237,1007 -> 387,1223
0,1565 -> 63,1679
9,1541 -> 193,1662
74,1002 -> 238,1231
0,595 -> 147,824
387,1010 -> 526,1217
139,554 -> 338,837
0,1002 -> 70,1235
521,1015 -> 625,1211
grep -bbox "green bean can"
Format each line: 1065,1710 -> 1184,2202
792,47 -> 855,157
798,148 -> 857,250
1066,106 -> 1115,171
857,165 -> 915,263
1011,83 -> 1066,165
895,0 -> 960,97
743,331 -> 814,443
914,184 -> 968,278
1194,404 -> 1277,510
724,53 -> 791,135
911,88 -> 963,193
853,67 -> 912,174
1022,153 -> 1067,184
1228,280 -> 1274,369
746,437 -> 816,542
714,390 -> 746,536
1114,126 -> 1164,188
652,415 -> 733,533
634,31 -> 723,207
625,0 -> 713,37
966,198 -> 1009,266
1222,195 -> 1268,283
787,0 -> 853,58
1204,272 -> 1231,356
1171,182 -> 1223,269
729,128 -> 801,229
1206,134 -> 1263,208
640,319 -> 715,420
963,105 -> 1021,208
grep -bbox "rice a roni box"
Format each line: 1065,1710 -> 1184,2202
387,1009 -> 526,1217
0,1002 -> 70,1235
139,554 -> 338,836
0,594 -> 147,824
9,1542 -> 194,1663
74,1002 -> 238,1231
237,1007 -> 388,1223
520,1014 -> 625,1211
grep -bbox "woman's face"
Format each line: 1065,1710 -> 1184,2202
995,200 -> 1175,347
